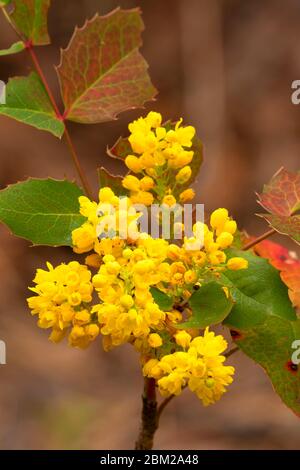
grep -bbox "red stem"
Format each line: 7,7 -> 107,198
243,228 -> 276,251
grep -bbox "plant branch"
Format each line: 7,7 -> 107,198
225,346 -> 239,358
243,228 -> 276,251
135,378 -> 158,450
1,8 -> 93,199
157,394 -> 175,423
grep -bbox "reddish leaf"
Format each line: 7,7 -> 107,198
258,214 -> 300,245
258,167 -> 300,216
254,239 -> 300,309
107,136 -> 132,161
56,8 -> 157,124
257,168 -> 300,245
11,0 -> 51,46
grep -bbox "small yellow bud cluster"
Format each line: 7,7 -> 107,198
123,112 -> 196,205
143,328 -> 234,406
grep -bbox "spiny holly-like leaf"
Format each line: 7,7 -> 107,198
0,178 -> 85,246
150,287 -> 173,311
0,41 -> 25,56
176,282 -> 233,329
234,316 -> 300,417
11,0 -> 51,46
0,72 -> 65,138
254,239 -> 300,309
223,249 -> 300,416
56,8 -> 157,124
97,167 -> 128,197
257,168 -> 300,245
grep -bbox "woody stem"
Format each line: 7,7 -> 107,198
243,228 -> 276,251
135,378 -> 158,450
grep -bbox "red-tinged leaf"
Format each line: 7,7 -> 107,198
254,240 -> 300,309
281,267 -> 300,308
259,213 -> 300,245
56,8 -> 157,124
257,168 -> 300,245
11,0 -> 51,46
254,239 -> 300,270
258,168 -> 300,216
107,136 -> 132,161
97,167 -> 128,197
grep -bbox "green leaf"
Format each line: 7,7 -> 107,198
258,213 -> 300,246
0,1 -> 12,6
56,8 -> 157,124
0,72 -> 65,138
150,287 -> 173,311
223,250 -> 296,330
223,249 -> 300,416
97,167 -> 128,197
11,0 -> 51,46
233,315 -> 300,417
176,282 -> 233,329
0,178 -> 85,246
0,41 -> 25,56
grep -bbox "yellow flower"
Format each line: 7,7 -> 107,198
139,176 -> 155,191
216,232 -> 234,249
122,175 -> 140,192
176,166 -> 192,184
130,191 -> 154,206
210,208 -> 229,230
125,155 -> 143,173
148,333 -> 163,348
174,330 -> 191,349
162,194 -> 176,207
227,257 -> 248,270
179,188 -> 195,202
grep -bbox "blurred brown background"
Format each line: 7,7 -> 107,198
0,0 -> 300,450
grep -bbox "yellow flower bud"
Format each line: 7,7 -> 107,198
120,294 -> 134,309
125,155 -> 143,173
184,270 -> 197,284
179,188 -> 195,202
174,330 -> 191,349
216,232 -> 234,249
122,175 -> 140,192
140,176 -> 155,191
222,220 -> 237,235
145,111 -> 162,128
175,166 -> 192,184
99,187 -> 115,203
68,292 -> 82,306
227,257 -> 248,270
92,274 -> 107,288
210,208 -> 228,230
148,333 -> 163,348
162,194 -> 176,207
209,250 -> 227,265
130,191 -> 154,206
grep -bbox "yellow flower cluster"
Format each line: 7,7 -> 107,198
27,261 -> 98,348
91,237 -> 171,350
27,112 -> 249,407
143,328 -> 234,406
72,187 -> 140,255
124,111 -> 196,205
